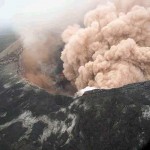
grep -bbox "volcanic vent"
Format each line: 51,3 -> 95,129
18,32 -> 76,96
16,0 -> 150,95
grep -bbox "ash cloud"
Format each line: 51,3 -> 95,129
14,0 -> 103,95
61,0 -> 150,90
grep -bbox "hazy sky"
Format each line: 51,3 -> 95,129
0,0 -> 103,30
0,0 -> 74,24
0,0 -> 35,20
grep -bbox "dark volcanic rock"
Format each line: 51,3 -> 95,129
0,79 -> 150,150
69,83 -> 150,150
0,41 -> 150,150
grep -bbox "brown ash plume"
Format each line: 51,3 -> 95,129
61,0 -> 150,90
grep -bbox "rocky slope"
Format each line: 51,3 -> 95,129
0,42 -> 150,150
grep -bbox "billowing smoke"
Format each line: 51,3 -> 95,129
14,0 -> 103,95
13,0 -> 150,95
61,0 -> 150,90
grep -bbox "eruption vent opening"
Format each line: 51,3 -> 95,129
18,40 -> 76,96
15,0 -> 150,95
